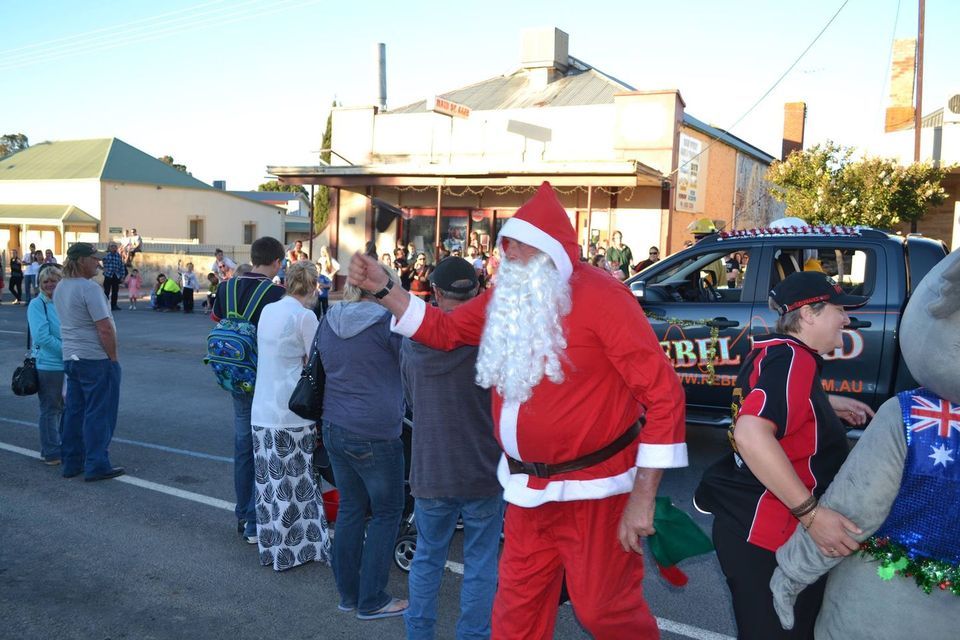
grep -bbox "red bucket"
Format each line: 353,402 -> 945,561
321,488 -> 339,523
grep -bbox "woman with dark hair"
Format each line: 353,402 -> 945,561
697,271 -> 875,639
8,249 -> 23,304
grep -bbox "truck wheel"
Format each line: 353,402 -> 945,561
394,535 -> 417,572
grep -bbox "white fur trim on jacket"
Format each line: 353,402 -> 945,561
637,443 -> 689,468
390,293 -> 426,337
497,455 -> 637,507
499,401 -> 521,460
499,217 -> 573,281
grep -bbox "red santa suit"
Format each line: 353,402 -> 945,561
392,183 -> 687,639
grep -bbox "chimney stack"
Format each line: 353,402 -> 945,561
376,42 -> 387,111
782,102 -> 806,160
885,38 -> 916,132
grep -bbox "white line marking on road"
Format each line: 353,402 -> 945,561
0,440 -> 233,511
0,440 -> 735,640
116,476 -> 234,511
655,618 -> 735,640
0,329 -> 25,334
0,441 -> 41,459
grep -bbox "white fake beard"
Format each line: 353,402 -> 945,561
475,252 -> 572,404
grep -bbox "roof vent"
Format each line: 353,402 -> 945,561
520,27 -> 569,73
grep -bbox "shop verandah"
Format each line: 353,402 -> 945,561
267,163 -> 668,269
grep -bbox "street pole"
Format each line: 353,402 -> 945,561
912,0 -> 925,232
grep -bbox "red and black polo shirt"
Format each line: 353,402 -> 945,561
697,334 -> 849,551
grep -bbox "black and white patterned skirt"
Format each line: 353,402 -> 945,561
252,425 -> 331,571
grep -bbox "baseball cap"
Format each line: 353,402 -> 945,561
66,243 -> 101,259
430,257 -> 478,293
770,271 -> 868,315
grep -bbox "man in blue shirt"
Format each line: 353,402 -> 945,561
101,242 -> 127,311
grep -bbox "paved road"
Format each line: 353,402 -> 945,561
0,300 -> 738,639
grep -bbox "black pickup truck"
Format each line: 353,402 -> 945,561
627,225 -> 948,432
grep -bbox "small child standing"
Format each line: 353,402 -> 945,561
178,261 -> 200,314
316,272 -> 332,318
125,269 -> 143,309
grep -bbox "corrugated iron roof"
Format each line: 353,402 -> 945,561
0,204 -> 99,225
0,138 -> 215,190
389,58 -> 631,113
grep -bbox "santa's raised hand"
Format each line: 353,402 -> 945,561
348,252 -> 387,292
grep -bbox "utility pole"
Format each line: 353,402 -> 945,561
912,0 -> 925,232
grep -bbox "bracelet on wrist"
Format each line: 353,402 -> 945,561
802,506 -> 819,530
790,494 -> 818,518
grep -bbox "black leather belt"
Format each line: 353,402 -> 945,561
506,417 -> 645,479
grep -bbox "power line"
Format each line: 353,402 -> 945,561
668,0 -> 851,180
0,0 -> 323,72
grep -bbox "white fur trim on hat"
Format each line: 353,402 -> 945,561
499,217 -> 573,281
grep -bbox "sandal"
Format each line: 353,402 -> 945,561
356,597 -> 408,620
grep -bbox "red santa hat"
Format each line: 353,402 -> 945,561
497,181 -> 579,281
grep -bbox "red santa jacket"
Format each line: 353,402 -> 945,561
394,262 -> 687,506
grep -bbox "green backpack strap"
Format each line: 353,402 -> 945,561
225,278 -> 241,319
238,279 -> 274,322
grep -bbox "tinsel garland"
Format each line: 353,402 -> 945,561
859,536 -> 960,596
643,311 -> 721,385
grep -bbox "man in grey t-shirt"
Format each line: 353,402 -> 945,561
54,242 -> 124,482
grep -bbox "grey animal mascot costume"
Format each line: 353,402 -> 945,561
770,249 -> 960,639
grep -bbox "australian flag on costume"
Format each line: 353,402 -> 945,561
872,388 -> 960,565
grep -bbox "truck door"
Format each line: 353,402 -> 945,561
752,241 -> 888,408
633,244 -> 759,416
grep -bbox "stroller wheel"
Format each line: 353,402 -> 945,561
394,535 -> 417,572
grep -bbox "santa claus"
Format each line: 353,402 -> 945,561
348,182 -> 687,639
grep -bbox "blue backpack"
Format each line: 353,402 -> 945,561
204,278 -> 274,394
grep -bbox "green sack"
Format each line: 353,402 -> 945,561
647,496 -> 714,568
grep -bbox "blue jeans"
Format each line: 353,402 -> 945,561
61,359 -> 120,477
322,421 -> 405,614
24,274 -> 36,301
232,393 -> 256,536
36,369 -> 64,461
405,496 -> 504,640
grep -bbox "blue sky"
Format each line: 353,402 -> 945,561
3,0 -> 957,190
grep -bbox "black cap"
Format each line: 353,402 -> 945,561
66,242 -> 100,259
770,271 -> 869,315
430,257 -> 478,293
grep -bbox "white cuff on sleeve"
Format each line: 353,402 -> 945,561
390,294 -> 426,337
636,443 -> 688,468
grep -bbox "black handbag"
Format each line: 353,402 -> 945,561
12,307 -> 41,396
289,330 -> 325,421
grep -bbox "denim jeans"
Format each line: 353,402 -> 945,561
36,369 -> 64,461
232,392 -> 256,536
405,495 -> 504,640
23,274 -> 36,301
61,359 -> 120,477
322,421 -> 405,614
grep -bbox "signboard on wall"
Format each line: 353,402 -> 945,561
432,97 -> 471,119
676,134 -> 706,212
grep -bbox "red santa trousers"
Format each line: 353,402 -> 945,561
492,493 -> 659,640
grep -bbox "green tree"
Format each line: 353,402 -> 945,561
158,155 -> 188,173
0,133 -> 29,156
313,102 -> 336,233
257,180 -> 307,196
766,142 -> 951,229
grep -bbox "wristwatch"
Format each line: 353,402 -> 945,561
372,278 -> 394,299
